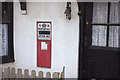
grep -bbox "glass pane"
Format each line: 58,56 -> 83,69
0,24 -> 2,56
0,2 -> 2,24
109,26 -> 120,47
109,2 -> 120,23
92,2 -> 108,47
0,24 -> 8,56
92,25 -> 107,47
109,2 -> 120,48
93,2 -> 108,23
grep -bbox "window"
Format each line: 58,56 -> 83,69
0,2 -> 14,63
0,24 -> 8,56
92,2 -> 120,48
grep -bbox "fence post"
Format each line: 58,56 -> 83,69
10,67 -> 16,80
16,68 -> 23,78
38,71 -> 44,78
2,67 -> 10,80
24,69 -> 29,80
53,72 -> 60,80
61,66 -> 65,79
46,72 -> 51,79
0,67 -> 2,80
31,70 -> 36,78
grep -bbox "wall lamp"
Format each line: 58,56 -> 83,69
19,0 -> 27,15
64,2 -> 71,20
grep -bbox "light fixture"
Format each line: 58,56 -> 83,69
19,0 -> 27,15
64,2 -> 71,20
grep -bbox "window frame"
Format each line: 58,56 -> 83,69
85,2 -> 120,48
0,2 -> 14,64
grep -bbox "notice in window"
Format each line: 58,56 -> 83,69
41,42 -> 48,50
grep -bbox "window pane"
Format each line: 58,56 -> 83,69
109,26 -> 120,47
0,24 -> 1,63
109,2 -> 120,23
0,2 -> 2,24
109,2 -> 120,48
92,25 -> 107,47
93,2 -> 108,23
92,2 -> 108,47
0,24 -> 8,56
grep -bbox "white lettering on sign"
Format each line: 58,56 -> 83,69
38,23 -> 51,40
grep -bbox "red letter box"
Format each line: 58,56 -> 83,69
37,21 -> 52,68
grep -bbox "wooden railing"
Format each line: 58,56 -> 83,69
0,67 -> 65,79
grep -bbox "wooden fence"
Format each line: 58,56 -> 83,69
0,67 -> 65,79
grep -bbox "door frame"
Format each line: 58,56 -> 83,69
78,2 -> 86,79
78,2 -> 93,79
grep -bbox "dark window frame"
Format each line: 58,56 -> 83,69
92,2 -> 120,47
0,2 -> 14,64
84,2 -> 120,49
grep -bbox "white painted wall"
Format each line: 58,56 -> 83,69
2,1 -> 79,78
